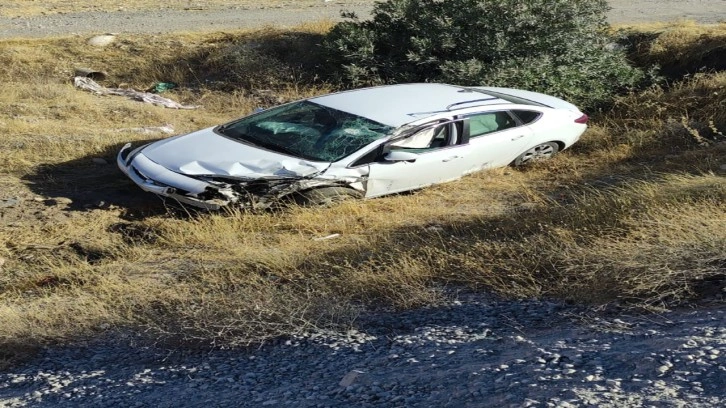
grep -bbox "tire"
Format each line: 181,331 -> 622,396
513,142 -> 560,166
294,186 -> 363,207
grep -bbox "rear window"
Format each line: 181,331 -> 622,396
470,89 -> 548,107
512,110 -> 542,125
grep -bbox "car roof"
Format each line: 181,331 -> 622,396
308,83 -> 511,127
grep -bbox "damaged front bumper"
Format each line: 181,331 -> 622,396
117,143 -> 230,210
117,143 -> 363,210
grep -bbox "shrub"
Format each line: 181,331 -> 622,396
324,0 -> 646,110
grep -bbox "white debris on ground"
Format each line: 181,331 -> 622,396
73,77 -> 199,110
1,295 -> 723,407
118,124 -> 176,135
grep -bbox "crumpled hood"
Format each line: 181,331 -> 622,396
139,126 -> 330,178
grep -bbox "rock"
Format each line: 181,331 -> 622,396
657,365 -> 671,375
44,197 -> 73,206
0,197 -> 20,208
339,370 -> 364,387
87,34 -> 116,47
606,379 -> 621,387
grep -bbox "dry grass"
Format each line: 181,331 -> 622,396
617,21 -> 726,78
0,22 -> 724,365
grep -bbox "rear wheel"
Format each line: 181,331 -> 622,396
294,186 -> 363,207
513,142 -> 560,166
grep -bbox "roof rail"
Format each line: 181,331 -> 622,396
407,98 -> 503,117
446,98 -> 498,110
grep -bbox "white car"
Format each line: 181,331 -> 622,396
117,83 -> 588,210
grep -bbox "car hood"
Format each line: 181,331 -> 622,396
139,126 -> 330,179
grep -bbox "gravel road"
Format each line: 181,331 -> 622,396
0,0 -> 725,38
1,1 -> 725,407
1,294 -> 724,407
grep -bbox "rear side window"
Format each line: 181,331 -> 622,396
467,111 -> 517,138
512,110 -> 542,125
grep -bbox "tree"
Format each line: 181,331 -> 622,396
323,0 -> 644,109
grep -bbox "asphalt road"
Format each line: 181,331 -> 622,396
0,0 -> 724,39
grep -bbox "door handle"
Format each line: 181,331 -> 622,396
442,156 -> 461,162
511,135 -> 525,141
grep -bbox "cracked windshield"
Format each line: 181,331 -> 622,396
217,101 -> 394,162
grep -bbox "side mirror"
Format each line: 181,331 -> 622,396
384,150 -> 419,162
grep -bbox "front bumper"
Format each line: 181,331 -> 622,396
117,143 -> 229,210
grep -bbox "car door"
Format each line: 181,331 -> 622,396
365,121 -> 475,197
462,110 -> 534,168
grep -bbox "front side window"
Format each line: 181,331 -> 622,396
216,101 -> 394,162
388,122 -> 458,152
468,111 -> 518,137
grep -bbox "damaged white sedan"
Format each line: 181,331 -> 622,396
117,83 -> 588,210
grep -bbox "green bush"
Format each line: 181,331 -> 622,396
323,0 -> 646,110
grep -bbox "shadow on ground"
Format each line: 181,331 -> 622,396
21,140 -> 178,220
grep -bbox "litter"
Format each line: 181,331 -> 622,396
73,77 -> 199,110
313,233 -> 340,241
147,82 -> 177,93
118,124 -> 175,134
